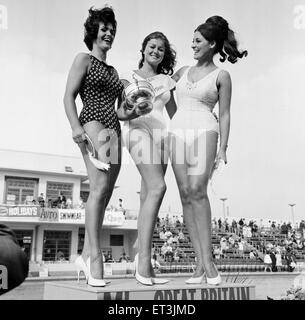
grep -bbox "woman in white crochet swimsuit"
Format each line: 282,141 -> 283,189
169,16 -> 247,285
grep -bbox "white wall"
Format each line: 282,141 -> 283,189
0,172 -> 4,203
0,169 -> 81,205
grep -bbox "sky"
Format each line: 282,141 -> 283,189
0,0 -> 305,223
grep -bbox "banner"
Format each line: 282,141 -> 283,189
58,209 -> 85,224
103,210 -> 125,226
0,205 -> 40,217
39,208 -> 59,222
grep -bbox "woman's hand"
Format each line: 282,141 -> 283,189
214,148 -> 227,170
72,125 -> 86,145
117,101 -> 139,121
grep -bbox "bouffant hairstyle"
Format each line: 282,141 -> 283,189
83,6 -> 117,51
138,32 -> 177,75
195,16 -> 247,64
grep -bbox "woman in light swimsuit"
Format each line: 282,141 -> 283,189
169,16 -> 247,285
119,32 -> 177,286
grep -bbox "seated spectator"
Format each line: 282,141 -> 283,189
159,227 -> 167,240
275,249 -> 283,272
220,237 -> 228,257
167,235 -> 174,245
161,241 -> 173,262
105,252 -> 113,262
164,228 -> 173,240
238,239 -> 244,257
213,246 -> 221,260
151,255 -> 161,272
161,241 -> 168,258
55,250 -> 65,261
228,235 -> 235,247
119,252 -> 129,263
249,250 -> 256,259
77,197 -> 85,209
178,229 -> 185,242
66,198 -> 72,209
173,246 -> 182,263
171,234 -> 179,244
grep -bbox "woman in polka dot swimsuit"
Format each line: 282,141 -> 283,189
64,7 -> 133,287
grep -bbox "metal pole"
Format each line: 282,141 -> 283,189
220,198 -> 227,219
288,204 -> 296,227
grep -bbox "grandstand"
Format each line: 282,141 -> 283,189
152,218 -> 305,274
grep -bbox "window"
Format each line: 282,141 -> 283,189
42,230 -> 71,262
80,191 -> 89,203
13,229 -> 33,260
46,182 -> 73,202
5,177 -> 38,205
110,234 -> 124,246
77,228 -> 85,255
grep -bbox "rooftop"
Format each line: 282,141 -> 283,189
0,149 -> 87,178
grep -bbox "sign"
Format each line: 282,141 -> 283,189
0,206 -> 8,216
104,263 -> 113,276
58,209 -> 85,224
90,286 -> 254,300
103,210 -> 125,226
2,205 -> 40,217
6,194 -> 16,201
39,208 -> 59,222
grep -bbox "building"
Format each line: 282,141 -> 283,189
0,149 -> 138,263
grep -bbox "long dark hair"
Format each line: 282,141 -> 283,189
195,16 -> 247,63
138,32 -> 177,75
83,6 -> 117,51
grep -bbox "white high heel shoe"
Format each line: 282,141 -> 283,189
134,254 -> 153,286
206,264 -> 221,286
86,257 -> 106,287
185,273 -> 205,284
75,255 -> 89,283
151,277 -> 170,285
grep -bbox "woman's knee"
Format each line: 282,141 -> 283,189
89,184 -> 110,202
189,184 -> 208,201
147,181 -> 166,199
179,185 -> 191,206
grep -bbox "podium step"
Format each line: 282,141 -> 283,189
43,277 -> 255,300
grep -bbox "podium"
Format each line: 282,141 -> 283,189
43,277 -> 255,300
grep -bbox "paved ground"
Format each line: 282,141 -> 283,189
0,272 -> 302,300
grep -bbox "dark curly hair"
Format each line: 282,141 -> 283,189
195,16 -> 247,64
83,6 -> 117,51
138,32 -> 176,75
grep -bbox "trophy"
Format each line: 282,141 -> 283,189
123,76 -> 155,116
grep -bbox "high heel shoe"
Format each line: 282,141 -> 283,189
206,264 -> 222,286
185,273 -> 205,284
86,257 -> 106,287
75,255 -> 89,283
134,254 -> 153,286
150,261 -> 169,284
151,277 -> 170,285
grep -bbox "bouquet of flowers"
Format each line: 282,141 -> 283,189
268,286 -> 305,300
